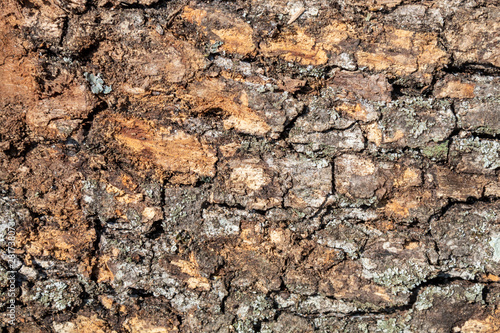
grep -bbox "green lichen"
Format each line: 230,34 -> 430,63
206,41 -> 224,55
376,318 -> 403,333
29,280 -> 82,311
168,204 -> 187,223
370,260 -> 435,294
414,284 -> 484,312
291,208 -> 306,219
199,176 -> 212,183
239,138 -> 272,155
297,65 -> 327,79
233,320 -> 255,333
421,141 -> 449,160
474,126 -> 500,136
126,208 -> 141,225
332,193 -> 379,209
378,97 -> 454,147
232,292 -> 275,323
464,284 -> 484,303
414,286 -> 451,311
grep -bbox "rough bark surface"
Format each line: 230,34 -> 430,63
1,0 -> 500,332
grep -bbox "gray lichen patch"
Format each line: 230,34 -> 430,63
455,100 -> 500,135
261,313 -> 314,333
430,202 -> 500,278
385,4 -> 444,31
0,197 -> 28,244
201,206 -> 241,239
314,219 -> 368,259
24,280 -> 83,311
360,237 -> 438,294
83,72 -> 112,95
489,234 -> 500,262
226,292 -> 276,325
449,137 -> 500,175
294,92 -> 356,132
375,317 -> 406,333
367,97 -> 455,149
297,295 -> 357,315
414,283 -> 484,312
368,263 -> 432,294
401,282 -> 488,332
289,124 -> 365,157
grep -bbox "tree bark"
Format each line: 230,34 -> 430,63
1,0 -> 499,331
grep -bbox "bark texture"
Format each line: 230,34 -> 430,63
1,0 -> 500,332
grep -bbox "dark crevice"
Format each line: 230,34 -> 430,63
470,132 -> 500,140
128,288 -> 154,298
59,16 -> 69,47
70,41 -> 102,64
101,0 -> 175,10
347,275 -> 480,317
212,202 -> 266,215
89,217 -> 105,283
297,274 -> 489,319
442,63 -> 500,76
482,285 -> 490,305
80,101 -> 108,147
274,104 -> 307,142
164,1 -> 187,29
145,220 -> 165,239
427,196 -> 499,226
388,81 -> 405,100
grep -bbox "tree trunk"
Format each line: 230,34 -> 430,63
1,0 -> 499,331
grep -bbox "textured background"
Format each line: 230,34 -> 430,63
1,0 -> 500,331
